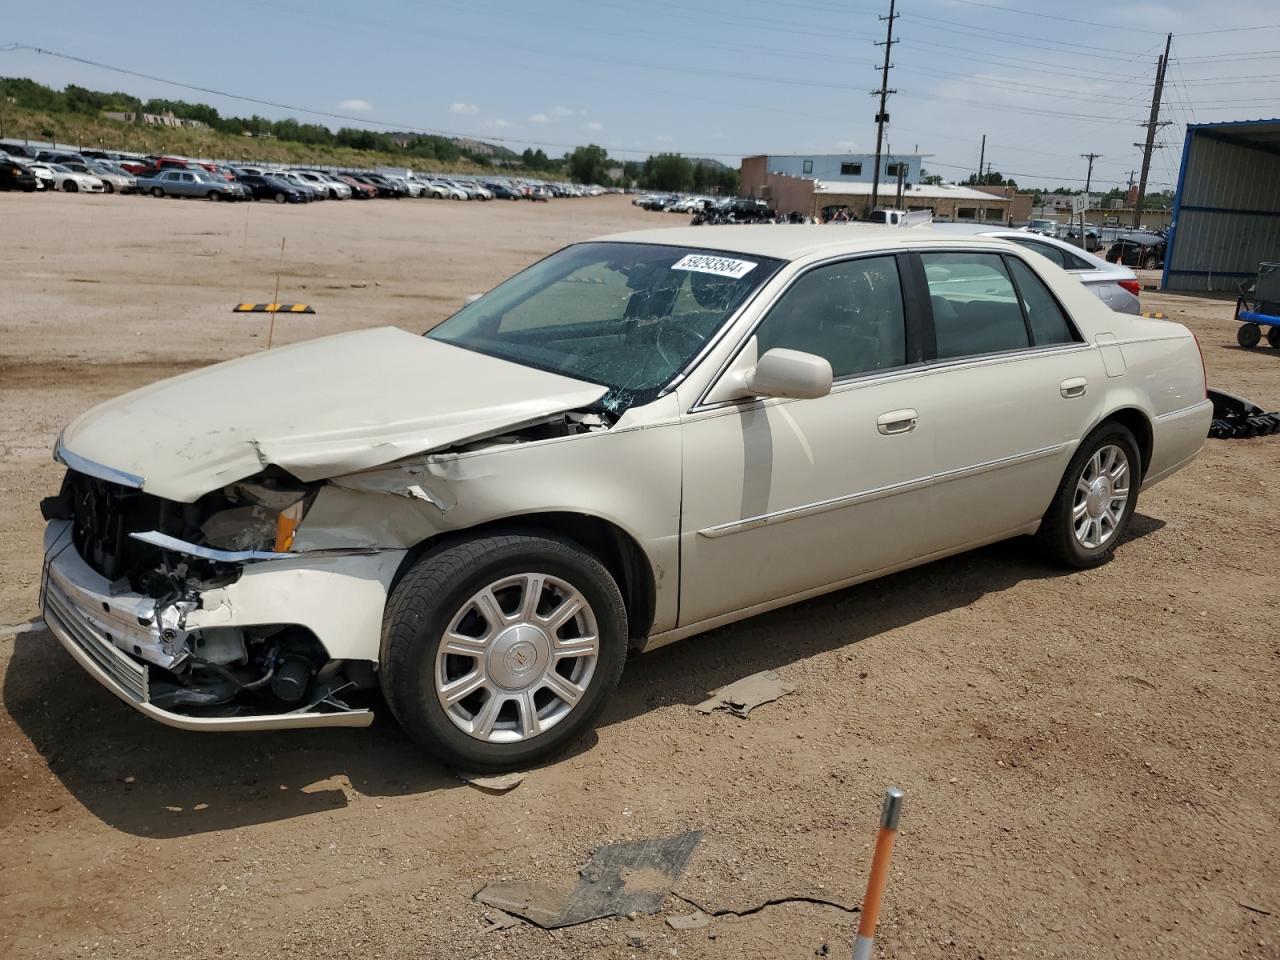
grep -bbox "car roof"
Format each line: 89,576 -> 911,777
593,224 -> 1027,262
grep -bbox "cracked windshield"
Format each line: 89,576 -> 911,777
428,241 -> 783,412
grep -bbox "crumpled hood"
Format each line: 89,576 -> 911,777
60,327 -> 607,502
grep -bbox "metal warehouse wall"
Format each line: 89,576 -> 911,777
1164,124 -> 1280,293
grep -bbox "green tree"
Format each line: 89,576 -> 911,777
641,153 -> 694,192
566,144 -> 610,184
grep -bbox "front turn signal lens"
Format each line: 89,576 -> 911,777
275,501 -> 305,552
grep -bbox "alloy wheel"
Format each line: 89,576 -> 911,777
1072,443 -> 1131,549
434,573 -> 599,743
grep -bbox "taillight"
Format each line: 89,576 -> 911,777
1191,331 -> 1208,398
1119,279 -> 1141,297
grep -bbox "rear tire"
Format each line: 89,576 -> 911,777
381,533 -> 628,772
1037,423 -> 1141,569
1267,326 -> 1280,349
1238,323 -> 1262,348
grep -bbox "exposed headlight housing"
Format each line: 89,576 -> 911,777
200,480 -> 314,553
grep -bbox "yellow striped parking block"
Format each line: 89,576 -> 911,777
1141,311 -> 1167,319
233,303 -> 315,314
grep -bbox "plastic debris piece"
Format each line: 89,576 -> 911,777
694,670 -> 796,718
459,771 -> 526,793
666,909 -> 712,930
475,830 -> 703,928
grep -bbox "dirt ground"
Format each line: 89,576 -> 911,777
1,192 -> 1277,960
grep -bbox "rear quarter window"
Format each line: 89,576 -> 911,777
1007,258 -> 1079,346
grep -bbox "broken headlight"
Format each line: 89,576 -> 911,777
200,480 -> 314,553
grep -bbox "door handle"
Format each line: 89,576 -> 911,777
877,409 -> 918,435
1060,377 -> 1088,399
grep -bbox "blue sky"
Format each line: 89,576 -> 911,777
3,0 -> 1278,189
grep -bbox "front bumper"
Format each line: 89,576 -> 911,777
39,520 -> 396,731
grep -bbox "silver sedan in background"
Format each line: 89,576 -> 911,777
928,223 -> 1143,314
137,169 -> 240,200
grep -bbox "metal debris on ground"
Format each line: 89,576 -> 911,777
694,669 -> 797,718
474,830 -> 703,929
459,770 -> 526,793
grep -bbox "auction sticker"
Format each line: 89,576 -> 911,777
671,254 -> 757,279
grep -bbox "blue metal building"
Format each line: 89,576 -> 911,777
1163,119 -> 1280,292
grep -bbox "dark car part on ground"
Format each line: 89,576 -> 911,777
1208,388 -> 1280,439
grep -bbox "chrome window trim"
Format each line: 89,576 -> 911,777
690,244 -> 1088,415
55,439 -> 144,489
689,341 -> 1095,418
697,442 -> 1068,538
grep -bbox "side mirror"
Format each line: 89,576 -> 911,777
745,348 -> 833,400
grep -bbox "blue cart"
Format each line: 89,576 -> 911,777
1236,262 -> 1280,349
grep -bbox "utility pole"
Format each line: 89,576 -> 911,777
977,133 -> 986,185
869,0 -> 898,215
1080,153 -> 1102,195
1132,32 -> 1172,228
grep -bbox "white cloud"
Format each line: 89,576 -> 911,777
450,102 -> 479,115
338,98 -> 372,112
528,112 -> 549,124
484,118 -> 515,129
551,104 -> 576,118
583,120 -> 604,131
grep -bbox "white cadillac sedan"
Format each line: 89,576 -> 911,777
40,226 -> 1212,770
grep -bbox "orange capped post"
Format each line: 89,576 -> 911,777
852,788 -> 904,960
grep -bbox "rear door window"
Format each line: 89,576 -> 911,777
921,252 -> 1029,359
1007,258 -> 1078,346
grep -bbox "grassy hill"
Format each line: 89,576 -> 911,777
0,104 -> 499,175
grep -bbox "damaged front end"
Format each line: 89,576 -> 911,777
39,463 -> 387,730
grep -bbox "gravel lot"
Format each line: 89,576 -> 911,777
1,192 -> 1277,959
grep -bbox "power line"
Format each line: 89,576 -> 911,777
927,0 -> 1162,34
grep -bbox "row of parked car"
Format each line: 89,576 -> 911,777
0,144 -> 610,205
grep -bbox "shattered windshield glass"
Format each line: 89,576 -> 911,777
427,242 -> 784,413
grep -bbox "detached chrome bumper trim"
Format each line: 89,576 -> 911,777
54,438 -> 144,489
130,530 -> 297,563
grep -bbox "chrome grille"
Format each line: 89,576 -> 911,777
43,578 -> 149,703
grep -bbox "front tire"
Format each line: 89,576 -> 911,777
1037,423 -> 1141,569
381,533 -> 628,771
102,181 -> 114,194
63,180 -> 78,193
151,187 -> 164,198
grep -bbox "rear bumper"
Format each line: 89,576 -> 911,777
40,521 -> 379,731
1144,399 -> 1213,488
